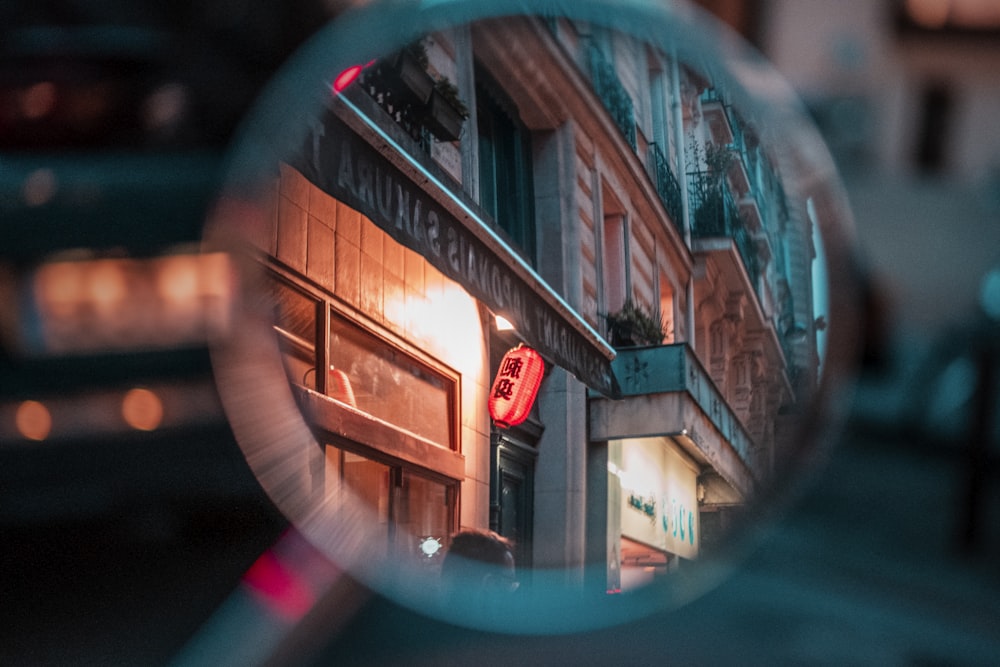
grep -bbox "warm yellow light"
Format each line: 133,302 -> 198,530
436,284 -> 483,375
156,254 -> 200,305
122,388 -> 164,431
198,252 -> 235,301
15,400 -> 51,441
36,260 -> 82,317
86,260 -> 127,314
494,315 -> 515,331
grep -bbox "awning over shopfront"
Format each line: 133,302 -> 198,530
290,95 -> 621,398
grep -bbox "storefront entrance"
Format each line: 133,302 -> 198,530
619,536 -> 670,590
325,441 -> 456,572
491,432 -> 535,570
608,436 -> 701,591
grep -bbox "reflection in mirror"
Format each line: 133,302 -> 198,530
207,0 -> 859,635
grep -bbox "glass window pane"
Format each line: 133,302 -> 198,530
342,450 -> 391,527
396,471 -> 451,570
271,278 -> 316,344
329,309 -> 455,448
270,277 -> 317,389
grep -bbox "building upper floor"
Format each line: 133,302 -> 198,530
319,13 -> 821,471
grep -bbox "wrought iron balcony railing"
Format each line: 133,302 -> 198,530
687,170 -> 760,292
358,56 -> 434,152
585,41 -> 637,151
648,142 -> 684,235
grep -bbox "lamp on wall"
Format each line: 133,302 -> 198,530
494,314 -> 515,331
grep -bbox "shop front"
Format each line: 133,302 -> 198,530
591,343 -> 759,591
608,436 -> 700,591
260,88 -> 618,577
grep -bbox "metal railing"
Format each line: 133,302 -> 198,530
700,88 -> 770,219
585,41 -> 637,151
648,142 -> 684,235
687,170 -> 760,292
359,61 -> 434,153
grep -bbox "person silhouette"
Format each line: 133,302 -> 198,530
439,529 -> 518,603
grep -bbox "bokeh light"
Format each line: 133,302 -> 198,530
15,400 -> 52,441
122,387 -> 164,431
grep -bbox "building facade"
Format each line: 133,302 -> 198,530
257,14 -> 818,595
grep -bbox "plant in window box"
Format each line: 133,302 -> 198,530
374,40 -> 435,106
604,299 -> 669,348
422,77 -> 469,142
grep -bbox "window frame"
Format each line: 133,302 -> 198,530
475,63 -> 537,263
266,264 -> 464,474
324,436 -> 460,566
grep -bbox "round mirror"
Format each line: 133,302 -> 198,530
204,0 -> 862,635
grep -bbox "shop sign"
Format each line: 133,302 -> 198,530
292,106 -> 620,398
618,437 -> 699,559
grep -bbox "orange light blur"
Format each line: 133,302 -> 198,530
15,400 -> 52,441
35,260 -> 82,317
156,254 -> 200,305
21,250 -> 235,356
122,388 -> 164,431
86,259 -> 127,315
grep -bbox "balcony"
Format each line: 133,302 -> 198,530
700,89 -> 766,233
590,343 -> 759,500
585,40 -> 637,151
647,142 -> 684,235
687,171 -> 760,294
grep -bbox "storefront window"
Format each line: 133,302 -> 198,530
270,277 -> 317,390
342,451 -> 392,527
396,471 -> 451,570
326,443 -> 455,569
329,309 -> 455,449
269,269 -> 460,569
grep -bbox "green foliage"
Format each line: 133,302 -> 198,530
403,39 -> 429,69
605,299 -> 668,348
433,77 -> 469,119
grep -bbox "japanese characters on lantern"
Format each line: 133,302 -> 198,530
488,344 -> 545,428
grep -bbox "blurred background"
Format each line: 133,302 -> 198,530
2,0 -> 999,664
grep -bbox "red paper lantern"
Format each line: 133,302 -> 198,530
488,345 -> 545,428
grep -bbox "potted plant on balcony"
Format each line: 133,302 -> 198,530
421,77 -> 469,142
689,141 -> 735,236
604,299 -> 668,348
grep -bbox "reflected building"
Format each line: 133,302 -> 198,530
261,16 -> 818,594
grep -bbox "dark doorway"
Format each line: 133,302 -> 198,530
491,433 -> 536,571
